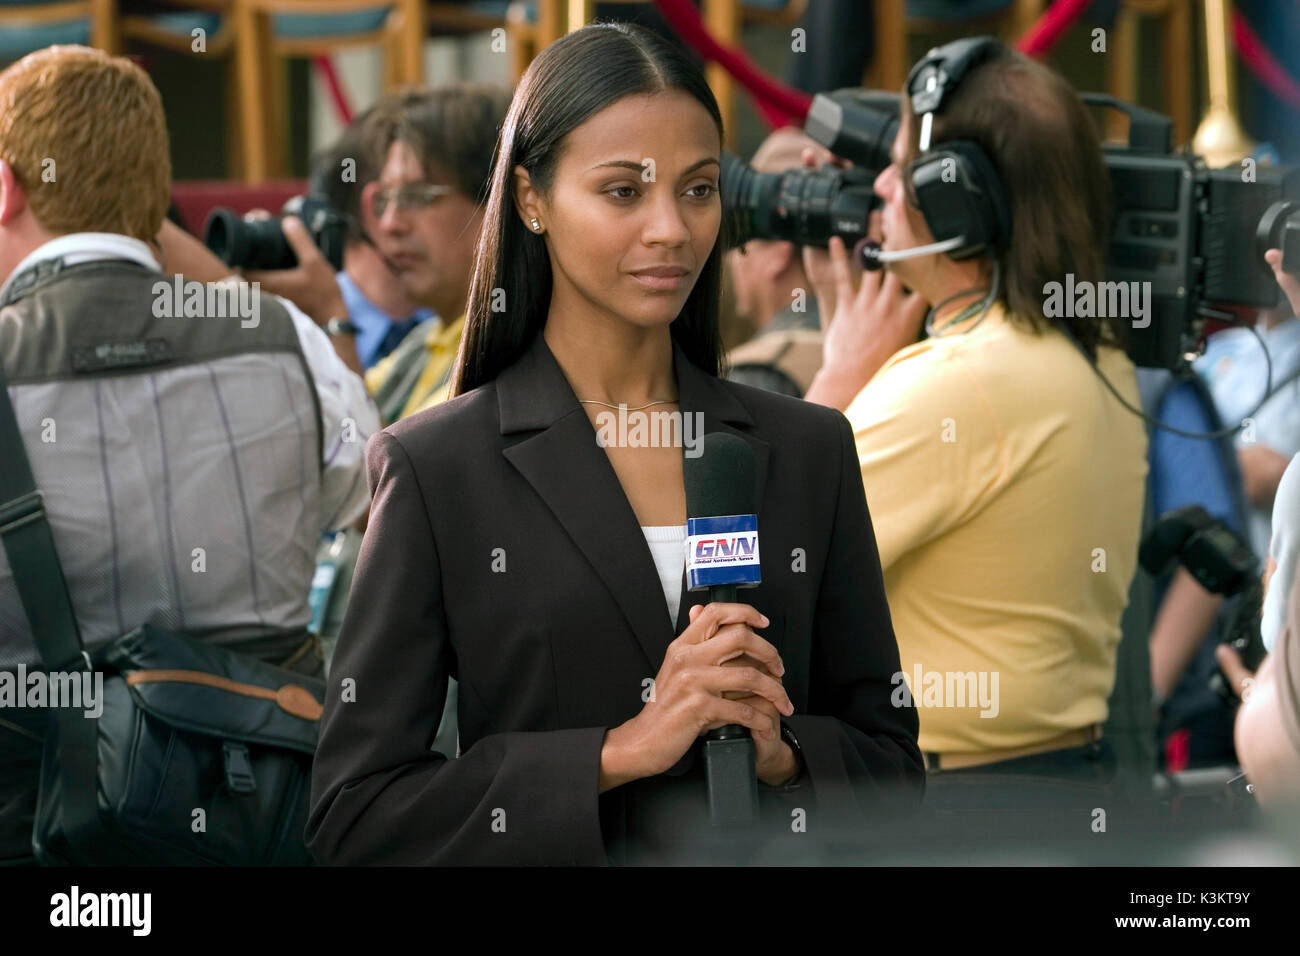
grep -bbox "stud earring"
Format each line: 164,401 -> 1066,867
530,217 -> 541,232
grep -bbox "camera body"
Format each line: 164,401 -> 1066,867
202,194 -> 349,273
1093,94 -> 1300,369
1140,505 -> 1269,704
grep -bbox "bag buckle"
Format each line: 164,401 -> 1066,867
222,741 -> 257,794
0,490 -> 45,538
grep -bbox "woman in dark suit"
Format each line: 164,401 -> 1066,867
306,22 -> 923,866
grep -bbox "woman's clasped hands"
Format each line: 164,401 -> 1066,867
601,602 -> 798,790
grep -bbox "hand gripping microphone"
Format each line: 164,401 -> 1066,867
683,432 -> 763,828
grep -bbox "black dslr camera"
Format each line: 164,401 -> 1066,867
202,193 -> 348,272
1140,504 -> 1268,704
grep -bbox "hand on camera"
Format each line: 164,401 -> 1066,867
241,214 -> 346,325
609,602 -> 793,784
1265,248 -> 1300,319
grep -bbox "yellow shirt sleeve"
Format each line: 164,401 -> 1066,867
844,342 -> 1010,573
364,351 -> 394,396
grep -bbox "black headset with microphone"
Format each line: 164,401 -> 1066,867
862,35 -> 1012,272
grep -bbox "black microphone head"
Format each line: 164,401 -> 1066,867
860,238 -> 884,271
684,432 -> 757,519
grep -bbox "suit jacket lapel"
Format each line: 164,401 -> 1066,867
498,332 -> 770,673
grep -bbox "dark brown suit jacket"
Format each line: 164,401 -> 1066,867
306,333 -> 923,865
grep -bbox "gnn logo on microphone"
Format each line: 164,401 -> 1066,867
685,514 -> 760,590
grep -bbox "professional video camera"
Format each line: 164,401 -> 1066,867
1139,504 -> 1268,704
720,88 -> 1300,370
202,192 -> 348,273
720,89 -> 897,252
1091,95 -> 1300,370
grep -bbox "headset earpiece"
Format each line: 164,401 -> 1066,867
907,140 -> 1011,260
902,36 -> 1012,262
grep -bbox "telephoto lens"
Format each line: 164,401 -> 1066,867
203,208 -> 297,271
720,152 -> 878,250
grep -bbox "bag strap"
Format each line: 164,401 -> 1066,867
0,355 -> 104,864
0,359 -> 86,671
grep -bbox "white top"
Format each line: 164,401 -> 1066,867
642,524 -> 687,626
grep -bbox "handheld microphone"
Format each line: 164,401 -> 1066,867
683,432 -> 762,828
859,235 -> 966,271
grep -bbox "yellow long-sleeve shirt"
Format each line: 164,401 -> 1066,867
845,302 -> 1148,754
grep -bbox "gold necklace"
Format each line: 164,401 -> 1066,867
578,399 -> 678,411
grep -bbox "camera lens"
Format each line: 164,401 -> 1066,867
721,153 -> 877,249
203,208 -> 298,271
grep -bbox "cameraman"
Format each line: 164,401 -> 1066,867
0,46 -> 377,863
804,41 -> 1148,798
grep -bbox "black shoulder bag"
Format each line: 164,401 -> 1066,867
0,362 -> 322,866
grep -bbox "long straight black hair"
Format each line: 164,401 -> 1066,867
450,21 -> 727,397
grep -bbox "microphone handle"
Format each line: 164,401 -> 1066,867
704,583 -> 743,739
701,583 -> 760,827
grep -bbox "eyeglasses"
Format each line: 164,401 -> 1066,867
372,183 -> 455,217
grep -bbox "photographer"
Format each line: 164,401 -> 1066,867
239,85 -> 509,423
803,40 -> 1148,799
0,46 -> 377,863
360,84 -> 510,421
240,113 -> 432,378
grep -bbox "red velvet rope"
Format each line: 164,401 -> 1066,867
650,0 -> 1096,131
1232,8 -> 1300,111
313,55 -> 355,126
1016,0 -> 1094,58
306,2 -> 1296,144
652,0 -> 810,128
